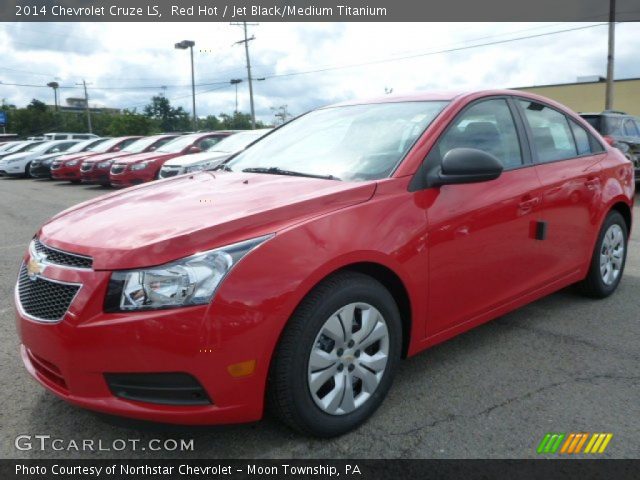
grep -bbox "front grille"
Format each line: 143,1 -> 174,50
111,165 -> 125,174
17,264 -> 81,322
160,168 -> 179,178
80,163 -> 93,172
34,238 -> 93,269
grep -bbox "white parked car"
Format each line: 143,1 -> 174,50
0,140 -> 46,163
158,129 -> 272,178
43,132 -> 99,141
0,140 -> 80,177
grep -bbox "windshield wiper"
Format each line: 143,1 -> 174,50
215,164 -> 233,172
242,167 -> 340,181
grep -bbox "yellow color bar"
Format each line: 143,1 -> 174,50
590,434 -> 606,453
584,434 -> 599,453
598,434 -> 613,453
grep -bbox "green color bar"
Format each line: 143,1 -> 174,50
537,434 -> 552,454
550,433 -> 566,453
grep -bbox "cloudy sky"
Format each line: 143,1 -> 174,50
0,22 -> 638,122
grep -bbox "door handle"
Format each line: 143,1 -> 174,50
518,197 -> 540,210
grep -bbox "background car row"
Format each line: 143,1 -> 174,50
0,128 -> 272,188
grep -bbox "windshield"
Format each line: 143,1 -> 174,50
65,138 -> 104,153
88,137 -> 126,152
208,130 -> 270,153
156,135 -> 200,153
24,141 -> 46,152
226,102 -> 448,181
123,136 -> 171,153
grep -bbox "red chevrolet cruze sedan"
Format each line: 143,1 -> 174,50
108,132 -> 232,188
80,134 -> 180,186
51,136 -> 141,183
15,91 -> 634,437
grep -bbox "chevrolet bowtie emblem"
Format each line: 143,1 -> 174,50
27,256 -> 45,280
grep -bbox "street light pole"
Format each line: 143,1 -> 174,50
76,79 -> 92,133
605,0 -> 616,110
230,79 -> 242,112
47,81 -> 59,111
175,40 -> 197,131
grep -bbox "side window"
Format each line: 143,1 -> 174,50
153,137 -> 174,149
518,100 -> 577,163
54,135 -> 67,140
198,137 -> 223,150
119,138 -> 137,149
434,99 -> 523,169
569,120 -> 592,155
623,119 -> 640,137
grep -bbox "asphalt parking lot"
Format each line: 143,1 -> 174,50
1,176 -> 639,459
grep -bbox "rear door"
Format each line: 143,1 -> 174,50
425,97 -> 547,335
515,98 -> 605,280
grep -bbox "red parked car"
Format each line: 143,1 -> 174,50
51,136 -> 141,183
108,132 -> 232,187
80,134 -> 180,186
15,91 -> 634,437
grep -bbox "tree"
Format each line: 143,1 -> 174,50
218,111 -> 267,130
26,99 -> 48,113
143,96 -> 191,132
106,110 -> 155,136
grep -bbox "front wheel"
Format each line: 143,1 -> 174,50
577,210 -> 628,298
268,271 -> 402,437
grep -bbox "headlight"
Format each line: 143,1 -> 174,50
67,160 -> 78,166
184,163 -> 208,173
131,162 -> 148,171
98,161 -> 111,168
104,234 -> 273,312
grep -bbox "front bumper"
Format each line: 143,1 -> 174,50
30,163 -> 52,178
109,165 -> 158,188
15,256 -> 268,425
81,164 -> 112,185
51,164 -> 82,181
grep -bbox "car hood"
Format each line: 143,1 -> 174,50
33,152 -> 64,163
114,151 -> 174,164
163,151 -> 230,167
83,151 -> 131,164
38,172 -> 377,270
57,152 -> 98,163
3,151 -> 31,162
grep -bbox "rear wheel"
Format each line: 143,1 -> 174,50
23,162 -> 31,178
268,271 -> 402,437
577,210 -> 628,298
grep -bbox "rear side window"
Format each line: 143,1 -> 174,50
518,100 -> 577,163
569,120 -> 592,155
54,135 -> 67,140
433,99 -> 523,169
623,119 -> 640,137
198,137 -> 223,150
119,138 -> 138,149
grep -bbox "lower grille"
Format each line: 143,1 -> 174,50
104,373 -> 212,406
17,263 -> 81,322
111,165 -> 125,174
26,349 -> 68,390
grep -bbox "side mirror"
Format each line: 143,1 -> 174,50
428,148 -> 503,187
187,146 -> 202,154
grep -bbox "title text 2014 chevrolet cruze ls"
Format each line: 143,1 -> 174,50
16,91 -> 634,437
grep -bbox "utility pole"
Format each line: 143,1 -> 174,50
76,79 -> 92,133
605,0 -> 616,110
174,40 -> 197,131
271,105 -> 291,125
232,22 -> 258,129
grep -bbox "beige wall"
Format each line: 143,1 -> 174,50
516,79 -> 640,116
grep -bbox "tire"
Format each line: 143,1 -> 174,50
577,210 -> 628,298
23,162 -> 31,178
70,180 -> 81,184
268,271 -> 402,437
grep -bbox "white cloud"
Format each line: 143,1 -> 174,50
0,21 -> 638,122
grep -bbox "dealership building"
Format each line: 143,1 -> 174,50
515,76 -> 640,116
